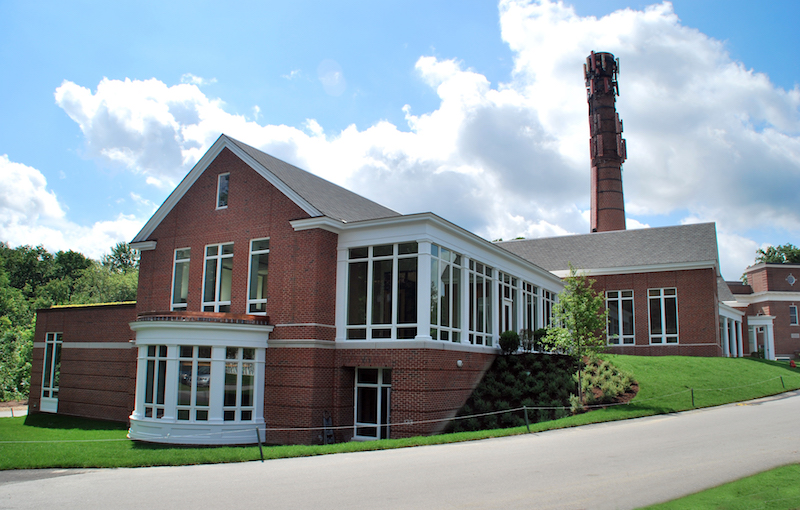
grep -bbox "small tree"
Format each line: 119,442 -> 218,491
541,266 -> 607,403
499,330 -> 520,355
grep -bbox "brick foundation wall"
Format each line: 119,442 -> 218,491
29,304 -> 137,422
591,268 -> 722,356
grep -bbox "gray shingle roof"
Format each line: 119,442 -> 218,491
228,136 -> 400,223
717,277 -> 737,302
496,223 -> 719,272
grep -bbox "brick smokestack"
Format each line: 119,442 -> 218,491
585,51 -> 627,232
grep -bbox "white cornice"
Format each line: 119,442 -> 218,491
550,260 -> 718,278
732,291 -> 800,304
130,241 -> 157,251
131,135 -> 322,244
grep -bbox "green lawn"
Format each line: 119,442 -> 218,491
640,463 -> 800,510
1,355 -> 799,470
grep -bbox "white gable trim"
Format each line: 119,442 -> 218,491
131,135 -> 323,243
550,260 -> 718,278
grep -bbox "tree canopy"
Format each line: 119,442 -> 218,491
0,241 -> 138,400
755,243 -> 800,264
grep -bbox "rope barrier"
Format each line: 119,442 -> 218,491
2,374 -> 799,445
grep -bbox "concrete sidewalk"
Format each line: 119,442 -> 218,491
0,405 -> 28,418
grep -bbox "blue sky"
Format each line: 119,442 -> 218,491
1,0 -> 798,281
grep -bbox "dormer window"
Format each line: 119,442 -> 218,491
217,173 -> 229,209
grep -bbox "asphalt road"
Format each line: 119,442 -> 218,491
2,391 -> 799,510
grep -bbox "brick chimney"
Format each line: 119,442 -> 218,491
585,51 -> 627,232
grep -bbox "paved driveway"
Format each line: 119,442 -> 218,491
2,391 -> 799,510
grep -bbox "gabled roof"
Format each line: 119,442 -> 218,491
132,135 -> 399,243
496,223 -> 720,276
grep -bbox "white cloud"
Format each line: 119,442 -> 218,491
0,154 -> 147,259
180,74 -> 217,86
40,0 -> 799,278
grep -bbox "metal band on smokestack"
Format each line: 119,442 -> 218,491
585,51 -> 627,232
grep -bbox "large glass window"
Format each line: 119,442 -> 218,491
649,288 -> 678,344
41,332 -> 62,403
203,243 -> 233,312
354,368 -> 391,440
346,243 -> 418,340
431,244 -> 462,342
177,346 -> 212,421
468,260 -> 494,346
224,347 -> 256,421
498,272 -> 518,334
143,345 -> 168,419
217,173 -> 229,209
607,290 -> 635,345
247,239 -> 270,314
171,248 -> 191,311
542,290 -> 556,328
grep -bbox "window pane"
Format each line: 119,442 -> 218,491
347,328 -> 367,340
198,346 -> 211,358
357,368 -> 379,384
608,300 -> 620,336
622,299 -> 634,335
452,264 -> 461,329
665,297 -> 678,334
203,259 -> 217,303
180,346 -> 193,358
224,363 -> 238,406
252,239 -> 270,252
241,363 -> 254,407
226,347 -> 237,359
222,243 -> 234,256
178,361 -> 192,406
145,359 -> 155,404
373,244 -> 393,257
249,252 -> 269,300
398,242 -> 417,254
220,257 -> 233,302
441,263 -> 450,328
397,257 -> 417,324
156,360 -> 167,405
372,260 -> 393,324
349,247 -> 368,259
357,387 -> 378,424
397,327 -> 416,339
650,298 -> 662,335
196,363 -> 211,406
243,348 -> 255,360
431,258 -> 439,326
217,174 -> 229,207
173,260 -> 190,305
347,262 -> 368,325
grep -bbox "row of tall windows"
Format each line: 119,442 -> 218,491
467,260 -> 494,346
346,243 -> 419,340
170,239 -> 269,315
140,345 -> 257,423
604,288 -> 680,345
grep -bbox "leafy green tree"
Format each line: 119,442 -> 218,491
755,244 -> 800,264
102,242 -> 139,274
71,262 -> 138,304
0,243 -> 55,297
542,266 -> 607,403
0,321 -> 33,400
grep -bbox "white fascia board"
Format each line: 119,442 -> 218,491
719,303 -> 745,318
131,135 -> 322,243
290,216 -> 346,233
550,260 -> 718,278
312,212 -> 563,290
733,291 -> 800,304
130,241 -> 157,251
130,320 -> 274,348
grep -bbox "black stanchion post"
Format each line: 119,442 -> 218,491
781,376 -> 785,389
523,406 -> 530,433
691,388 -> 695,407
256,427 -> 264,462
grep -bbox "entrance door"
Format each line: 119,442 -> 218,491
40,332 -> 62,413
354,368 -> 391,440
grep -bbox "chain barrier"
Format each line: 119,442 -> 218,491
3,374 -> 799,445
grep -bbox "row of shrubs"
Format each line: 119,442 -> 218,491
449,352 -> 637,432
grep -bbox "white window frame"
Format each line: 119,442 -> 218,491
171,248 -> 191,311
176,345 -> 213,422
607,290 -> 635,345
40,332 -> 63,413
648,287 -> 679,344
498,272 -> 518,335
216,173 -> 229,209
247,239 -> 270,314
203,242 -> 234,312
223,347 -> 257,422
345,243 -> 418,341
354,367 -> 391,440
431,244 -> 462,342
467,260 -> 494,346
143,345 -> 168,419
542,289 -> 556,328
790,305 -> 798,326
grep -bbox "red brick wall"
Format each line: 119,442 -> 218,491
747,264 -> 800,293
590,268 -> 722,356
136,148 -> 338,331
29,304 -> 137,422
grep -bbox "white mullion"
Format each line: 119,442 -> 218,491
391,248 -> 398,337
365,249 -> 374,338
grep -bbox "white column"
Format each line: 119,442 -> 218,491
162,345 -> 178,421
131,345 -> 149,420
335,248 -> 349,342
766,324 -> 776,360
460,257 -> 470,343
208,346 -> 225,424
416,241 -> 432,341
722,317 -> 730,357
730,321 -> 738,357
736,320 -> 744,358
491,274 -> 500,347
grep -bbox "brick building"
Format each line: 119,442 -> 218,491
727,263 -> 800,359
30,134 -> 565,445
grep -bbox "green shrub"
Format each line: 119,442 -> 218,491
499,330 -> 520,355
